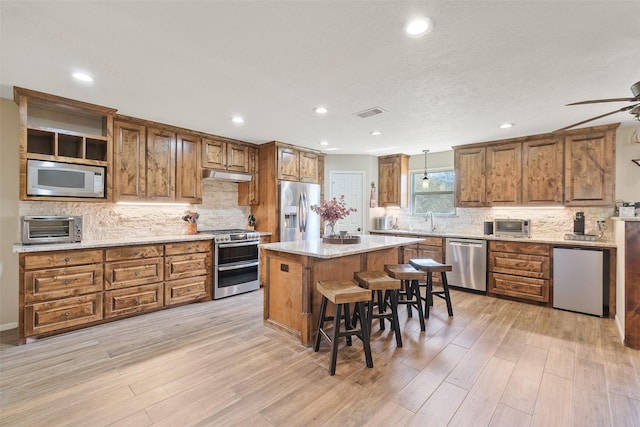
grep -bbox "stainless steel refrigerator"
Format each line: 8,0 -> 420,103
279,180 -> 321,242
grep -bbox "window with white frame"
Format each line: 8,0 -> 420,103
411,169 -> 455,215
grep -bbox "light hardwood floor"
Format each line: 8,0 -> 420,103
1,288 -> 639,426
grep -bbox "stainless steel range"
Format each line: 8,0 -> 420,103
199,229 -> 261,299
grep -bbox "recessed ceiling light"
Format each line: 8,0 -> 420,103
231,116 -> 244,124
499,123 -> 514,129
405,18 -> 432,36
320,141 -> 329,146
314,106 -> 328,114
72,72 -> 93,82
370,131 -> 382,136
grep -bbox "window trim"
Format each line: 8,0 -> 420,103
409,167 -> 455,215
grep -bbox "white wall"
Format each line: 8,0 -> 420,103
615,124 -> 640,203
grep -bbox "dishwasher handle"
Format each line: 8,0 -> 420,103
449,241 -> 484,248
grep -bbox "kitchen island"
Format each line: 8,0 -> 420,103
260,235 -> 423,347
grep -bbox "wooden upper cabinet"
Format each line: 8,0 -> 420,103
238,146 -> 259,205
522,137 -> 563,205
176,133 -> 202,203
299,151 -> 319,183
202,137 -> 226,170
378,154 -> 409,207
145,127 -> 176,201
454,146 -> 486,207
202,137 -> 249,173
278,146 -> 299,181
564,128 -> 616,206
114,120 -> 146,201
486,142 -> 522,206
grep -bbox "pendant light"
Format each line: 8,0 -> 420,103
422,149 -> 430,189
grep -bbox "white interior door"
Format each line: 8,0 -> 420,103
330,171 -> 364,234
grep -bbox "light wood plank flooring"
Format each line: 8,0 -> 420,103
1,288 -> 639,426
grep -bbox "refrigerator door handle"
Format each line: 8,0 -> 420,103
301,192 -> 308,232
298,193 -> 304,232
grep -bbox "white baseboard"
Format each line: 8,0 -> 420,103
0,322 -> 17,332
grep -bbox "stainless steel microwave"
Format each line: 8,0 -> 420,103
494,218 -> 531,238
27,159 -> 105,198
21,216 -> 83,244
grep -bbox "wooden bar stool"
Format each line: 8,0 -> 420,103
314,280 -> 373,376
384,264 -> 426,331
353,271 -> 403,348
408,258 -> 454,319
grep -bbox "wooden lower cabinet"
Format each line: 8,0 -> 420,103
104,283 -> 164,318
24,294 -> 103,336
19,240 -> 213,344
488,241 -> 551,303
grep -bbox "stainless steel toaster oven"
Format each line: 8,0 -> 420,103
21,216 -> 83,244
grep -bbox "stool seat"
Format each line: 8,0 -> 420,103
353,271 -> 401,290
317,280 -> 371,304
384,264 -> 426,281
409,258 -> 452,273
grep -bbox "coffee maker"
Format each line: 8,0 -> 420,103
573,212 -> 585,235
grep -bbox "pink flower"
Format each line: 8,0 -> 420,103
310,195 -> 357,224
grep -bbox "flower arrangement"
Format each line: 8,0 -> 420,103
181,211 -> 199,223
310,195 -> 356,236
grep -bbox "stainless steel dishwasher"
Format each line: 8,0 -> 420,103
445,238 -> 487,292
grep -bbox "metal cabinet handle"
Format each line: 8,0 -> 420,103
134,251 -> 140,256
134,272 -> 139,276
64,257 -> 70,262
64,312 -> 70,317
64,280 -> 69,285
134,298 -> 140,305
187,288 -> 192,292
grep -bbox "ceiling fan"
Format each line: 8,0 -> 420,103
555,80 -> 640,131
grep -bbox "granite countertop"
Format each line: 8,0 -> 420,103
260,234 -> 424,259
369,229 -> 617,249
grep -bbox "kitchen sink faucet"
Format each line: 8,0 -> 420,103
425,211 -> 435,232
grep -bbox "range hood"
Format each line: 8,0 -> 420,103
202,169 -> 252,182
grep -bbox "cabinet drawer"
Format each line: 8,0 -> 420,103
490,251 -> 549,278
25,294 -> 102,336
105,245 -> 164,262
489,273 -> 549,302
104,283 -> 163,318
23,250 -> 103,270
165,253 -> 210,281
25,265 -> 103,303
165,240 -> 211,256
489,241 -> 550,256
419,237 -> 444,247
165,276 -> 209,305
104,258 -> 164,290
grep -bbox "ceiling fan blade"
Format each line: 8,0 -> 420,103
555,104 -> 637,132
567,97 -> 637,106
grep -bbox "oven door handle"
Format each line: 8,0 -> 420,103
217,261 -> 260,272
217,241 -> 259,249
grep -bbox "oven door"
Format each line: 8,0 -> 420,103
214,241 -> 260,299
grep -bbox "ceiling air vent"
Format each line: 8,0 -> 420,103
354,107 -> 386,118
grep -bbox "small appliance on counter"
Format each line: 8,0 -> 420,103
573,211 -> 585,235
21,216 -> 83,244
375,215 -> 393,230
493,218 -> 531,238
483,221 -> 494,235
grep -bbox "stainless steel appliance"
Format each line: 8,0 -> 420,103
199,229 -> 261,299
279,181 -> 321,242
27,159 -> 105,198
375,215 -> 393,230
553,247 -> 608,316
493,218 -> 531,238
445,238 -> 487,292
21,216 -> 83,244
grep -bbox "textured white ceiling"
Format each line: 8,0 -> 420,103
1,1 -> 639,155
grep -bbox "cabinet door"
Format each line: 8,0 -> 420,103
238,146 -> 259,205
486,143 -> 522,206
165,276 -> 209,305
299,151 -> 319,183
176,133 -> 202,203
202,137 -> 226,170
522,138 -> 563,205
104,283 -> 163,318
227,143 -> 249,173
489,273 -> 549,302
146,127 -> 176,201
25,265 -> 103,303
104,258 -> 164,290
277,146 -> 299,181
454,147 -> 486,207
165,253 -> 210,281
114,120 -> 146,201
378,155 -> 408,207
25,294 -> 103,335
564,130 -> 615,206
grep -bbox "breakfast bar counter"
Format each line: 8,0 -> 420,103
260,235 -> 423,347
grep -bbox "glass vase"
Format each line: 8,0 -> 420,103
325,222 -> 337,237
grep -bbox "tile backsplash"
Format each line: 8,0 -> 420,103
18,180 -> 251,241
